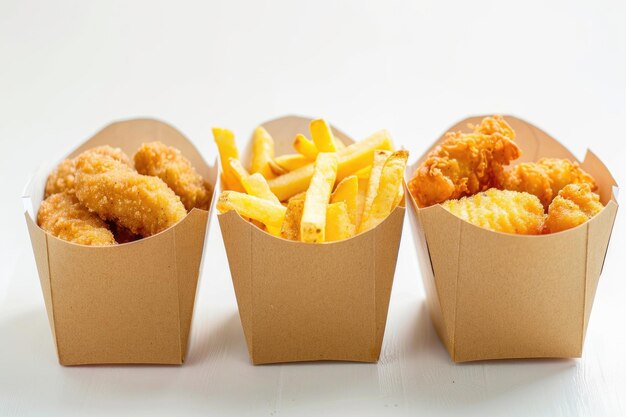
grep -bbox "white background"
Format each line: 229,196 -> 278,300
1,1 -> 625,416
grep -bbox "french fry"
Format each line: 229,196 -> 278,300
325,202 -> 355,241
393,183 -> 405,209
358,150 -> 408,232
355,165 -> 372,179
310,119 -> 337,152
289,191 -> 307,202
356,178 -> 369,227
241,173 -> 282,235
274,154 -> 310,171
250,126 -> 276,179
268,130 -> 393,201
241,173 -> 281,205
280,199 -> 304,241
268,159 -> 288,176
228,157 -> 249,187
293,134 -> 319,160
330,175 -> 358,225
300,153 -> 338,243
360,150 -> 392,228
213,128 -> 244,192
217,191 -> 286,229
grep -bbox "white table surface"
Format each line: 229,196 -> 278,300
1,1 -> 625,416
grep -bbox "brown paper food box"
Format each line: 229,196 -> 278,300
23,119 -> 218,365
218,115 -> 405,364
405,115 -> 619,363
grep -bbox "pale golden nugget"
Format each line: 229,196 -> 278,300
44,146 -> 131,197
37,192 -> 116,245
134,141 -> 211,211
74,149 -> 187,237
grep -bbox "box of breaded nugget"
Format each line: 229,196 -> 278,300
215,115 -> 406,364
405,115 -> 619,362
22,118 -> 217,365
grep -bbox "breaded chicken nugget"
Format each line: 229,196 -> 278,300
544,183 -> 604,233
442,188 -> 545,235
74,148 -> 187,237
408,116 -> 520,207
37,192 -> 116,245
44,146 -> 131,197
133,141 -> 211,211
504,158 -> 597,208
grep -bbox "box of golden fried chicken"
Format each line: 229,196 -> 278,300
405,115 -> 618,362
215,115 -> 405,364
22,118 -> 217,365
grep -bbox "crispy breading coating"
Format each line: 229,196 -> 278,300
408,116 -> 520,207
504,158 -> 597,208
442,188 -> 545,235
74,148 -> 187,237
133,141 -> 211,211
37,192 -> 116,245
44,146 -> 131,197
544,183 -> 604,233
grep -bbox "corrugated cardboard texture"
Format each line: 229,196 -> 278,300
23,119 -> 217,365
218,115 -> 405,364
406,115 -> 619,362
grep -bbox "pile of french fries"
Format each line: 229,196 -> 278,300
213,119 -> 408,243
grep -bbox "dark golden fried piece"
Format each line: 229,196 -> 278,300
442,188 -> 545,235
74,148 -> 187,237
544,183 -> 604,233
37,192 -> 116,246
134,142 -> 211,211
504,158 -> 597,208
408,116 -> 520,207
44,146 -> 131,197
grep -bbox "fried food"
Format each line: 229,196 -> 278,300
504,158 -> 597,208
359,150 -> 408,232
213,127 -> 245,192
544,183 -> 604,233
408,116 -> 520,207
215,119 -> 402,242
37,192 -> 116,245
442,189 -> 545,235
217,191 -> 287,229
250,126 -> 276,179
74,148 -> 187,237
134,141 -> 211,211
268,129 -> 393,201
44,146 -> 131,197
300,153 -> 339,243
325,202 -> 354,241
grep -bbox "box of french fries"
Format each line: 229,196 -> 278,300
405,114 -> 619,362
22,118 -> 217,365
214,115 -> 406,364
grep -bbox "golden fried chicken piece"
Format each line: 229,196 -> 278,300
442,188 -> 545,235
504,158 -> 597,208
544,183 -> 604,233
408,116 -> 520,207
37,192 -> 116,245
74,148 -> 187,237
133,141 -> 211,211
44,146 -> 131,197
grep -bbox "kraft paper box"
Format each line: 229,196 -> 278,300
23,118 -> 217,365
218,115 -> 405,364
406,115 -> 619,363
